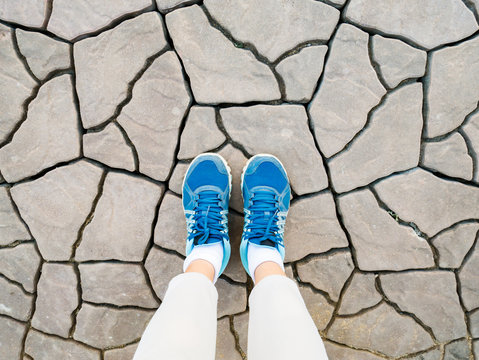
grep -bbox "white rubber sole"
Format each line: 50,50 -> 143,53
240,153 -> 290,194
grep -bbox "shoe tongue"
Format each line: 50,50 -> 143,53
260,239 -> 276,247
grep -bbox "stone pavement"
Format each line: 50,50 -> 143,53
0,0 -> 479,359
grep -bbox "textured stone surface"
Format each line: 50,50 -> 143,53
0,276 -> 33,321
216,318 -> 242,360
463,112 -> 479,182
374,168 -> 479,236
309,24 -> 386,157
83,123 -> 135,171
381,271 -> 467,342
75,12 -> 167,128
427,36 -> 479,137
284,192 -> 348,262
459,240 -> 479,310
431,223 -> 479,268
16,29 -> 70,80
77,172 -> 162,261
0,187 -> 30,245
223,212 -> 248,283
104,343 -> 138,360
328,303 -> 434,357
145,247 -> 184,300
0,243 -> 41,292
470,309 -> 479,338
409,349 -> 442,360
48,0 -> 152,40
0,75 -> 80,182
345,0 -> 478,49
423,134 -> 473,180
166,5 -> 280,104
338,188 -> 434,271
297,251 -> 354,301
338,273 -> 382,315
118,51 -> 191,181
153,192 -> 186,256
298,285 -> 335,330
329,83 -> 423,193
217,279 -> 247,318
74,303 -> 154,348
221,105 -> 328,194
217,145 -> 247,213
232,312 -> 248,354
371,35 -> 426,88
32,263 -> 78,337
205,0 -> 338,62
276,45 -> 328,102
156,0 -> 197,12
168,162 -> 189,195
11,161 -> 103,261
0,0 -> 47,27
79,263 -> 158,308
444,339 -> 470,359
324,341 -> 385,360
0,316 -> 26,360
25,329 -> 101,360
178,106 -> 225,159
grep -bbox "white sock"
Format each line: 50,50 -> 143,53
183,242 -> 224,283
247,243 -> 284,283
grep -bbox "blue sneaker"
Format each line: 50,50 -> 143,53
182,153 -> 232,277
240,154 -> 291,277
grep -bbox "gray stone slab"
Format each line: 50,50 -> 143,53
327,302 -> 434,357
444,339 -> 470,359
156,0 -> 197,12
76,172 -> 163,261
470,309 -> 479,338
221,105 -> 328,195
284,192 -> 348,262
48,0 -> 152,40
459,240 -> 479,310
0,316 -> 27,360
145,247 -> 184,301
217,145 -> 247,213
75,12 -> 167,128
0,0 -> 47,27
409,348 -> 442,360
0,243 -> 41,292
329,83 -> 423,193
298,285 -> 334,331
118,51 -> 191,181
324,341 -> 385,360
374,168 -> 479,236
232,312 -> 248,354
168,162 -> 189,195
79,263 -> 158,308
463,112 -> 479,182
104,343 -> 138,360
0,74 -> 80,183
154,192 -> 186,256
338,273 -> 382,315
11,161 -> 103,261
0,276 -> 33,321
32,263 -> 78,338
345,0 -> 478,49
475,341 -> 479,360
16,29 -> 70,80
216,317 -> 242,360
0,187 -> 30,246
74,303 -> 154,348
309,24 -> 386,157
381,271 -> 467,342
338,188 -> 434,271
224,212 -> 247,283
217,278 -> 247,318
165,5 -> 280,104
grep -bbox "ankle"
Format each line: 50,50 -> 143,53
185,259 -> 215,282
254,261 -> 286,284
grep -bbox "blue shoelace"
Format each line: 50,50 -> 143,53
188,191 -> 226,245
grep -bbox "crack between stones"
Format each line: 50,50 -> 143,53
155,0 -> 202,14
0,18 -> 68,41
114,121 -> 140,172
332,298 -> 383,319
462,0 -> 479,25
11,29 -> 40,83
42,0 -> 54,29
0,273 -> 33,296
322,337 -> 390,359
367,34 -> 390,90
458,129 -> 477,182
214,108 -> 253,159
323,270 -> 355,333
68,262 -> 82,338
453,268 -> 475,356
81,300 -> 157,312
25,326 -> 101,352
229,315 -> 247,360
419,165 -> 479,189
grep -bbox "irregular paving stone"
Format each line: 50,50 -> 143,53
48,0 -> 152,40
0,74 -> 80,182
233,312 -> 248,354
221,105 -> 328,194
284,192 -> 348,262
76,172 -> 163,261
178,106 -> 226,160
345,0 -> 478,49
444,339 -> 470,359
75,12 -> 167,128
156,0 -> 198,12
470,309 -> 479,338
381,271 -> 467,342
25,329 -> 101,360
154,192 -> 186,256
0,243 -> 41,292
0,316 -> 27,359
0,0 -> 47,27
145,247 -> 184,300
0,187 -> 30,245
371,35 -> 427,88
74,303 -> 154,349
276,45 -> 328,102
79,263 -> 158,308
324,341 -> 385,360
409,349 -> 441,360
118,51 -> 191,181
374,168 -> 479,236
298,285 -> 334,331
459,241 -> 479,310
32,263 -> 78,337
11,161 -> 103,261
217,279 -> 247,318
328,302 -> 434,357
309,24 -> 386,157
463,112 -> 479,182
329,83 -> 423,193
475,341 -> 479,359
204,0 -> 339,62
297,251 -> 354,301
16,29 -> 70,80
216,317 -> 242,360
217,145 -> 247,213
104,343 -> 138,360
166,5 -> 280,104
0,276 -> 33,321
427,36 -> 479,137
423,134 -> 473,180
224,212 -> 247,283
83,123 -> 135,171
338,273 -> 382,315
431,223 -> 479,268
168,162 -> 189,195
338,188 -> 434,271
0,24 -> 37,143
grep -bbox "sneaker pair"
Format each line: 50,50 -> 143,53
182,153 -> 290,283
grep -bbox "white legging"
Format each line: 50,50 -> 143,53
133,273 -> 329,360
